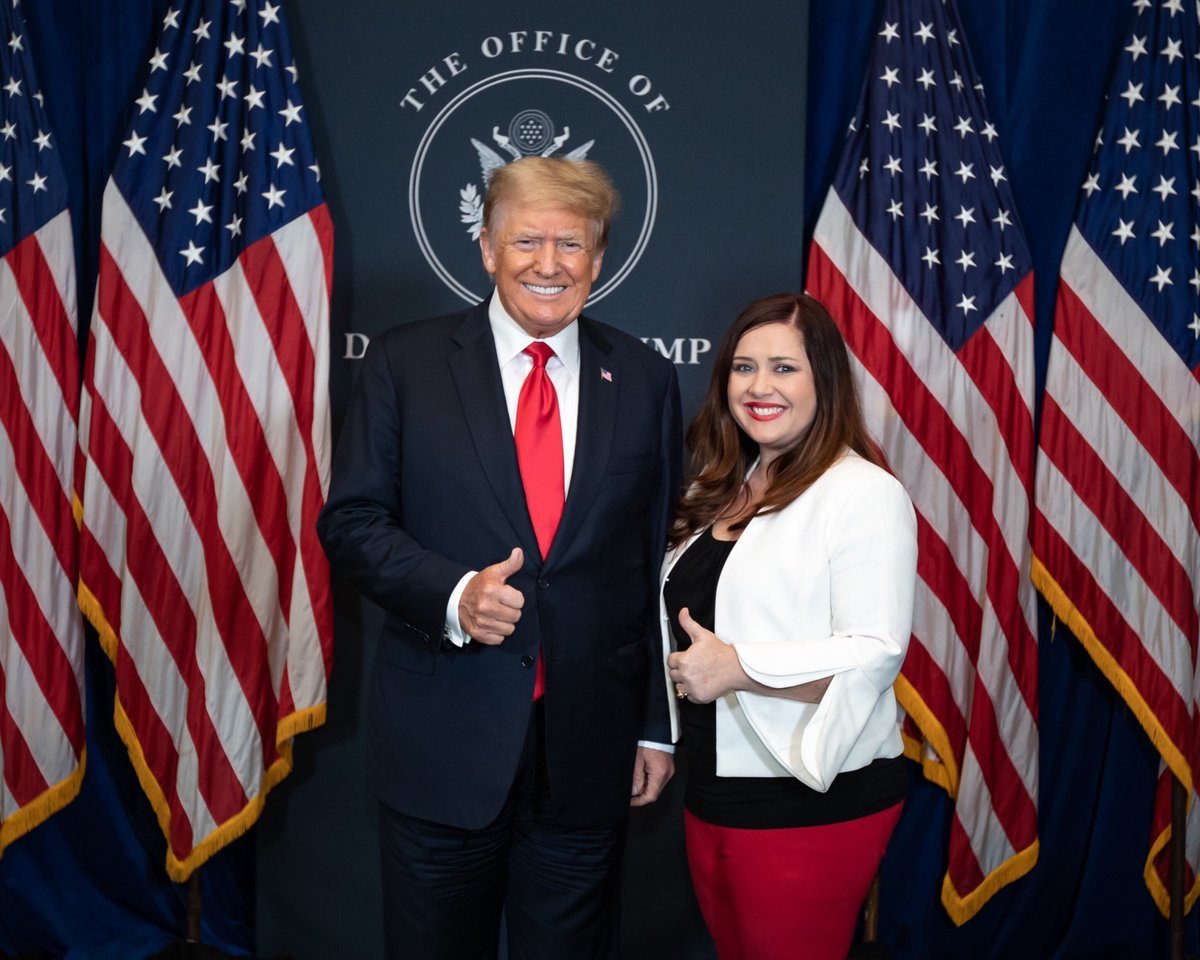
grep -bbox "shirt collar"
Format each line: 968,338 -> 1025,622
487,289 -> 580,372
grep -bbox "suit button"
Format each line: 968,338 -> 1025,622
520,655 -> 534,668
537,579 -> 549,590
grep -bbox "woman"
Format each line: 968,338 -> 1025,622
664,293 -> 917,960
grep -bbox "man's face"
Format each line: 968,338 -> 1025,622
479,203 -> 604,338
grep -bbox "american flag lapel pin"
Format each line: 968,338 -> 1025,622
600,367 -> 613,382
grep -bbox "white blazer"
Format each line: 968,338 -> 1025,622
660,451 -> 918,792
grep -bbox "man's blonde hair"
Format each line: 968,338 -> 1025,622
483,157 -> 620,249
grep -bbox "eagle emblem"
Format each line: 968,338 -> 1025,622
459,110 -> 595,240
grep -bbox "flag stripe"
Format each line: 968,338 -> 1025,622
97,242 -> 278,764
1033,469 -> 1192,744
236,226 -> 335,702
308,204 -> 334,304
251,214 -> 335,707
1054,277 -> 1200,531
225,234 -> 324,590
952,277 -> 1036,487
0,542 -> 56,803
946,816 -> 987,893
0,477 -> 83,753
1040,395 -> 1198,650
916,515 -> 983,669
0,667 -> 51,808
6,220 -> 78,413
898,629 -> 967,778
177,279 -> 297,620
81,353 -> 248,822
1043,334 -> 1199,607
0,341 -> 75,578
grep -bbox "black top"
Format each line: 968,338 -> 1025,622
663,527 -> 908,829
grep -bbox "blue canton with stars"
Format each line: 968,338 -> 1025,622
0,1 -> 69,259
832,0 -> 1032,353
1075,0 -> 1200,369
113,0 -> 323,297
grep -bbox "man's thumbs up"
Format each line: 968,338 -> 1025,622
459,547 -> 526,645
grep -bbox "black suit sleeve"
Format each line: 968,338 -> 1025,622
317,336 -> 472,639
640,362 -> 682,743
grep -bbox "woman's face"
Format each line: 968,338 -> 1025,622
726,322 -> 817,466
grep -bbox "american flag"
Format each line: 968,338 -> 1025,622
75,0 -> 333,879
1032,0 -> 1200,914
0,2 -> 85,856
806,0 -> 1039,923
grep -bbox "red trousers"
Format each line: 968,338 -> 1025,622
684,803 -> 903,960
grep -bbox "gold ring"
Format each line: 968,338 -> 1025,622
675,683 -> 687,700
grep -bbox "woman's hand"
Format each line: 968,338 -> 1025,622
666,608 -> 749,703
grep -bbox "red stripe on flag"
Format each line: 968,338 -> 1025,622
0,656 -> 50,805
177,281 -> 296,619
110,632 -> 195,856
0,503 -> 82,751
1039,395 -> 1198,650
956,315 -> 1034,491
5,232 -> 78,416
308,203 -> 334,300
901,635 -> 968,765
238,236 -> 316,441
916,513 -> 983,664
1014,273 -> 1036,330
79,525 -> 122,637
0,340 -> 76,580
97,247 -> 279,768
1032,511 -> 1192,743
1055,281 -> 1200,531
964,683 -> 1038,847
946,815 -> 987,894
238,232 -> 334,678
82,380 -> 249,822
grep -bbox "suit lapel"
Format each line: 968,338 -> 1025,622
548,317 -> 617,566
447,304 -> 541,560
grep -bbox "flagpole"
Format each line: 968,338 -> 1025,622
1170,778 -> 1184,960
186,871 -> 202,943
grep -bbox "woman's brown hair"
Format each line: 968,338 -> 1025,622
669,293 -> 880,546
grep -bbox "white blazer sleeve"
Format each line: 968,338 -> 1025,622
733,469 -> 917,790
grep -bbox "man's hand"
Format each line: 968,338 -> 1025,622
630,746 -> 674,807
666,607 -> 747,703
458,547 -> 525,645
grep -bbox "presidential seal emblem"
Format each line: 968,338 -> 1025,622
410,68 -> 659,305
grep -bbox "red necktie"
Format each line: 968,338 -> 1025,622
514,342 -> 563,699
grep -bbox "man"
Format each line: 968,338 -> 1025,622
317,157 -> 681,959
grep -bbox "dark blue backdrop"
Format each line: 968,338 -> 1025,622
2,2 -> 1196,959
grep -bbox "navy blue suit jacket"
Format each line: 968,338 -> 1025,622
317,302 -> 682,830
